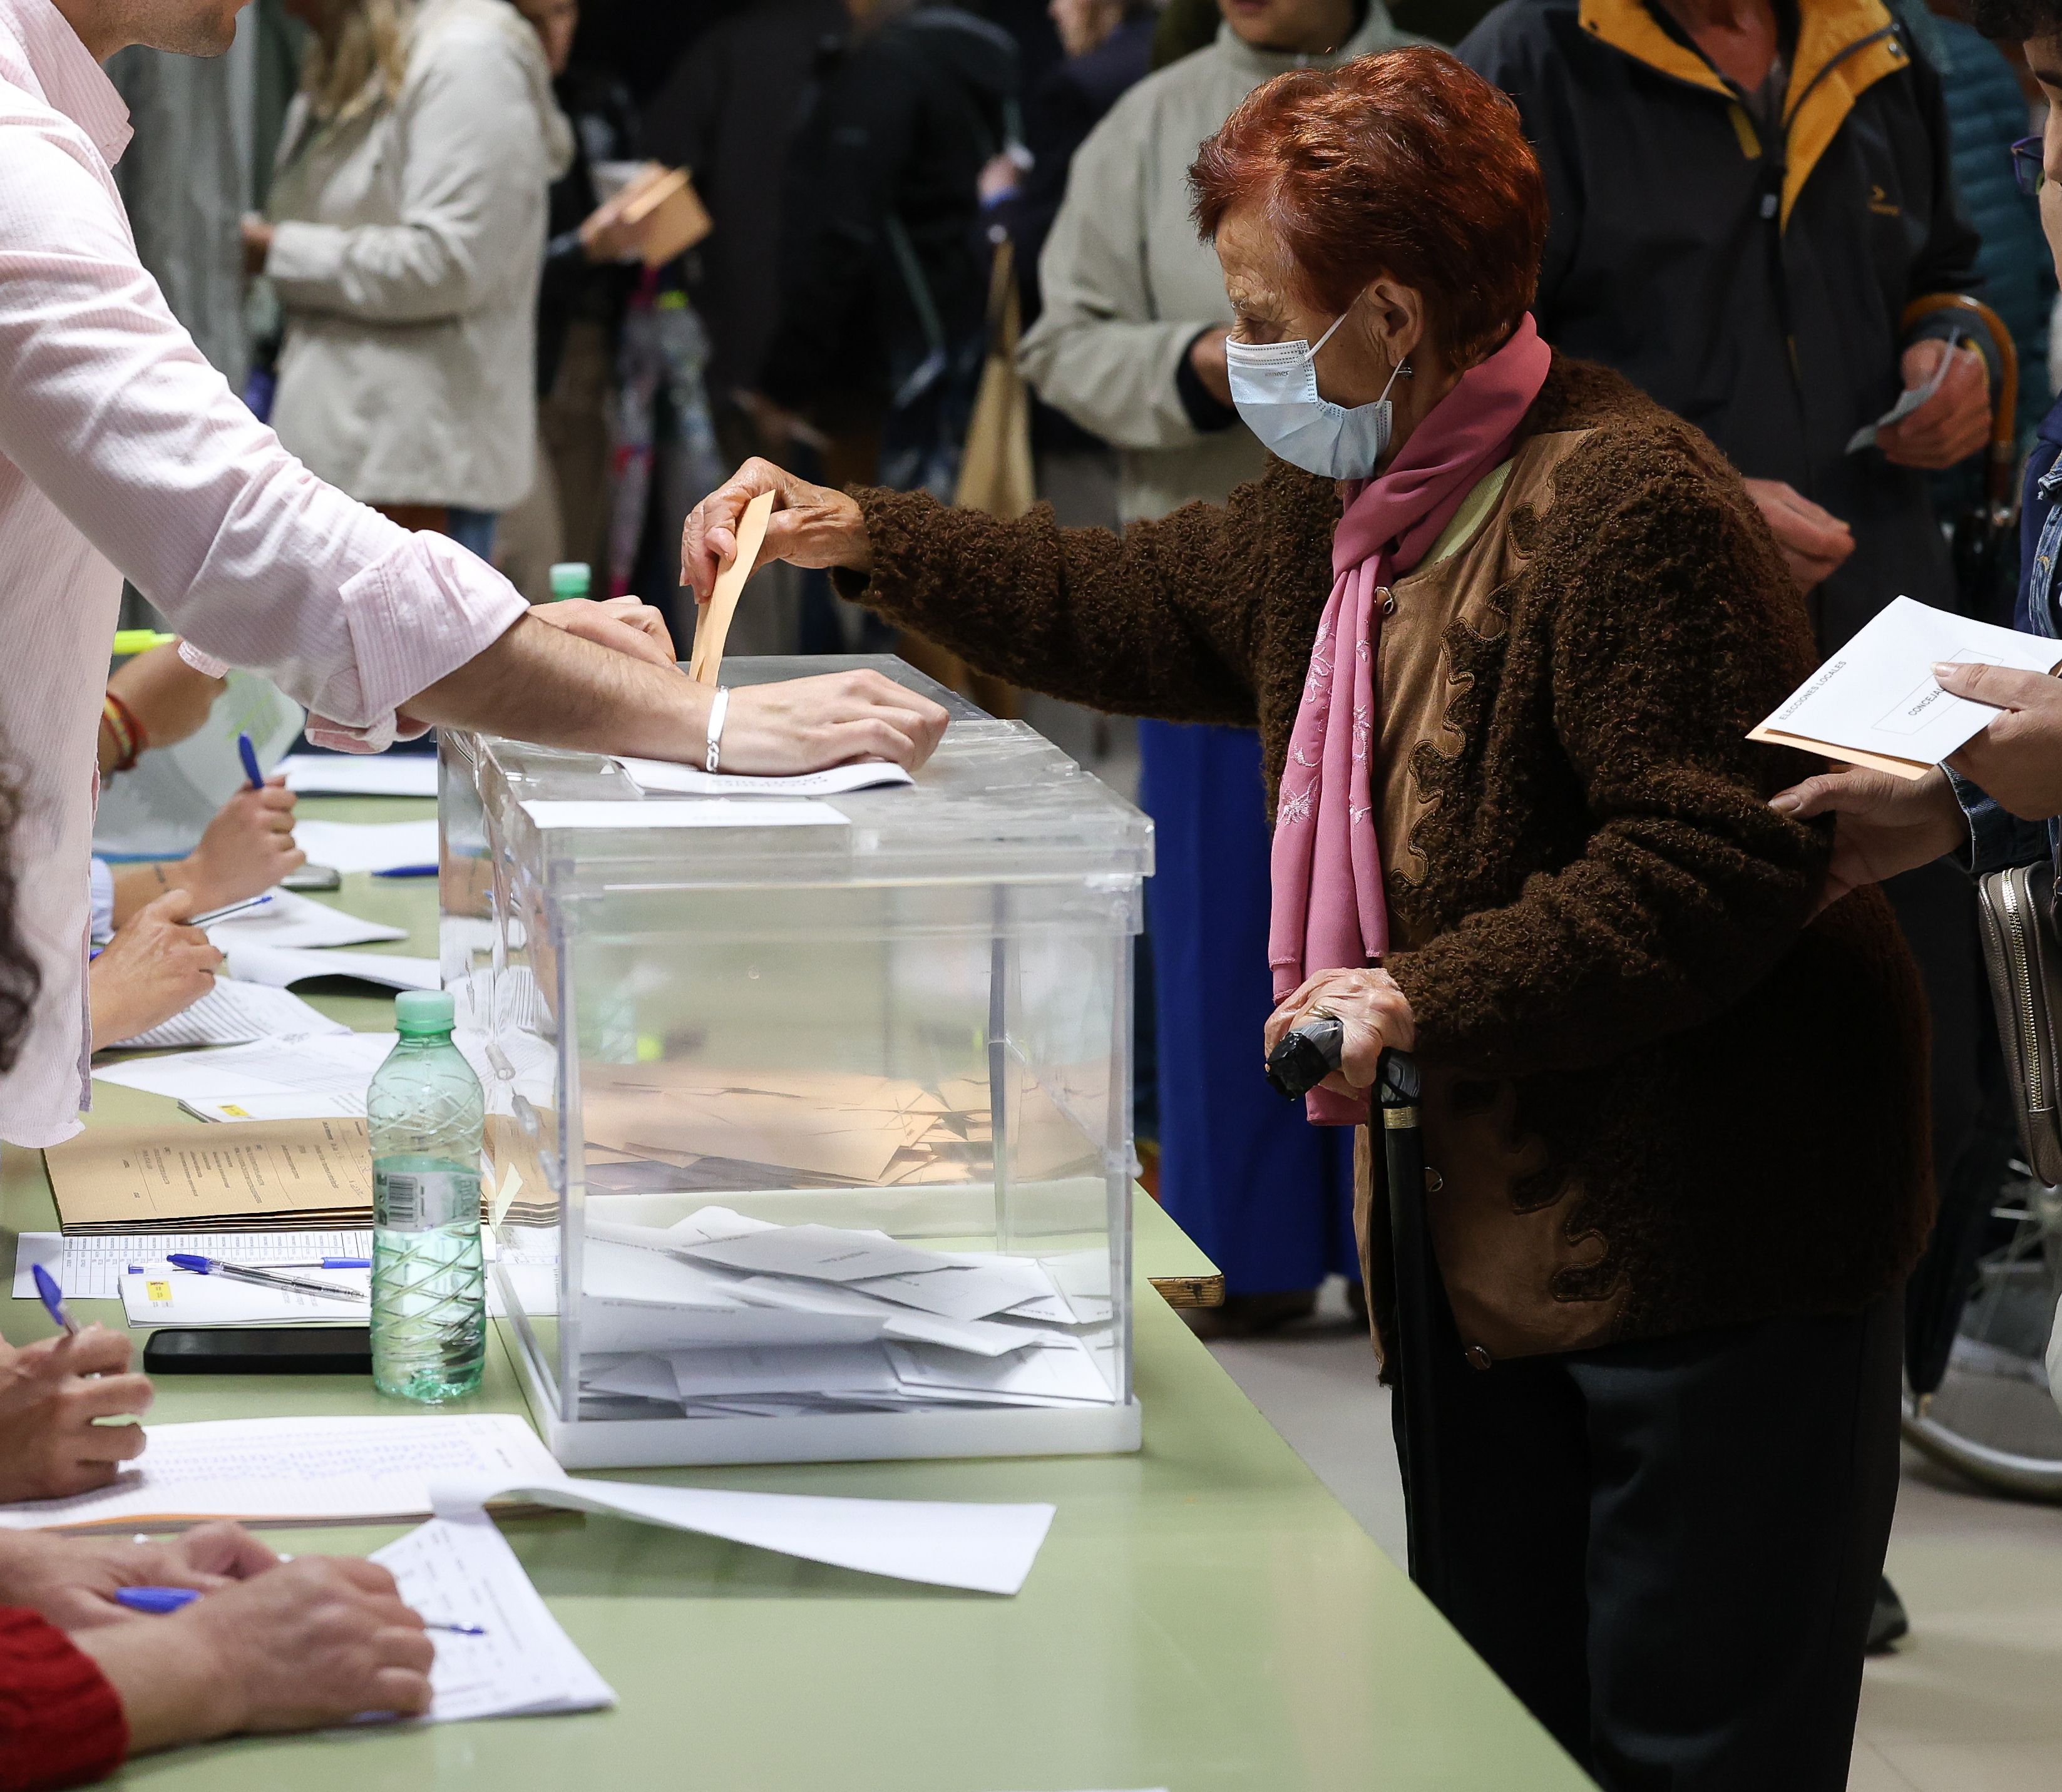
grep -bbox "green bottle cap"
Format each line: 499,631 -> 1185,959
547,563 -> 591,601
395,990 -> 455,1035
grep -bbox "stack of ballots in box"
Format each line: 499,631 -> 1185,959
565,1207 -> 1119,1419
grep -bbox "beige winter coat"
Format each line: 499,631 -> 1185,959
265,0 -> 573,511
1016,12 -> 1415,523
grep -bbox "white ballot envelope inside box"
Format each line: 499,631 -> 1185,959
441,655 -> 1152,1471
1750,595 -> 2062,777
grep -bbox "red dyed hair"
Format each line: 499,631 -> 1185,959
1190,47 -> 1548,368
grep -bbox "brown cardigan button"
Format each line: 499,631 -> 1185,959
1463,1345 -> 1492,1371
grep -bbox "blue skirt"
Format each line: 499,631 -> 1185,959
1139,720 -> 1360,1294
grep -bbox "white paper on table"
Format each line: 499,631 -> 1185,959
280,754 -> 439,799
290,817 -> 441,874
1846,340 -> 1966,453
215,941 -> 439,992
0,1415 -> 1059,1597
206,889 -> 406,950
1749,595 -> 2062,775
521,799 -> 849,831
92,1031 -> 395,1103
677,1224 -> 948,1283
369,1510 -> 615,1723
426,1475 -> 1056,1596
0,1415 -> 567,1530
105,982 -> 352,1050
179,1091 -> 368,1123
14,1229 -> 373,1301
120,1266 -> 369,1327
616,757 -> 913,798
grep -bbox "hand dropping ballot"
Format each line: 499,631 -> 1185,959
1750,595 -> 2062,777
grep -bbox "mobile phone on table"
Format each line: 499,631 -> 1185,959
143,1327 -> 371,1375
280,864 -> 342,893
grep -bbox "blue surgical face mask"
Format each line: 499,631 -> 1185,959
1224,311 -> 1407,480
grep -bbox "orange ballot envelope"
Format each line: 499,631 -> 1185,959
1749,595 -> 2062,779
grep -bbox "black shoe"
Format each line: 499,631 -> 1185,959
1867,1575 -> 1909,1654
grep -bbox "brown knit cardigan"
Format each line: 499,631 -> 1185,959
839,355 -> 1934,1353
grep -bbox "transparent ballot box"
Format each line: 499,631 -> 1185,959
441,658 -> 1152,1468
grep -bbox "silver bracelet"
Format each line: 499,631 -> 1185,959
705,685 -> 731,774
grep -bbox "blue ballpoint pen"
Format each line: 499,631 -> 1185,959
128,1257 -> 370,1273
30,1264 -> 77,1336
114,1587 -> 485,1633
165,1253 -> 362,1302
237,730 -> 264,789
372,864 -> 438,878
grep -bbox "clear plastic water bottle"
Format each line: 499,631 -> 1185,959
369,990 -> 485,1401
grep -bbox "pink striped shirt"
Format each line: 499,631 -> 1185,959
0,0 -> 525,1144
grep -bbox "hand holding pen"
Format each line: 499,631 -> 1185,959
0,1273 -> 151,1501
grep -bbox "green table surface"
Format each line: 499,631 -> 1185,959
1,796 -> 1588,1791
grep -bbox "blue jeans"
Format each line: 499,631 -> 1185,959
444,507 -> 498,561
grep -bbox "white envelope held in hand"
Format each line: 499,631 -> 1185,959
1749,595 -> 2062,778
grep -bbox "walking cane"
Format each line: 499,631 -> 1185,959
1264,1025 -> 1447,1607
1377,1047 -> 1447,1609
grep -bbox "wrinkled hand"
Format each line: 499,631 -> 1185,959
1768,764 -> 1967,911
1742,478 -> 1855,593
680,458 -> 870,602
720,670 -> 950,774
178,777 -> 302,911
0,1522 -> 275,1631
0,1329 -> 151,1503
1878,339 -> 1991,470
1263,966 -> 1417,1101
1939,660 -> 2062,820
90,888 -> 223,1048
1188,326 -> 1233,409
75,1555 -> 433,1751
104,643 -> 225,762
530,595 -> 679,670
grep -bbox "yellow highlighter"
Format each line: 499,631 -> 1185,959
111,629 -> 175,657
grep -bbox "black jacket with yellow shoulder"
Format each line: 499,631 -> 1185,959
1462,0 -> 1985,649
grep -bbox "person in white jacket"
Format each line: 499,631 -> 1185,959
1017,0 -> 1415,526
1014,0 -> 1417,1333
245,0 -> 573,558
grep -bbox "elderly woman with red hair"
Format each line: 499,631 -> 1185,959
685,47 -> 1927,1786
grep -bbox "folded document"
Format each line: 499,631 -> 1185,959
1750,594 -> 2062,777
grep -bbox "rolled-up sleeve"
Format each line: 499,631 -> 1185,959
0,121 -> 525,748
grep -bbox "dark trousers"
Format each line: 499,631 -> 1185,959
1397,1283 -> 1902,1789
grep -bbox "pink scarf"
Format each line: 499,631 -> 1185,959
1268,317 -> 1552,1124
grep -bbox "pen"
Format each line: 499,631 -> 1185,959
164,1254 -> 364,1303
111,629 -> 177,658
113,1587 -> 485,1632
128,1258 -> 371,1272
372,864 -> 438,879
30,1264 -> 77,1336
237,730 -> 264,790
188,893 -> 274,926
